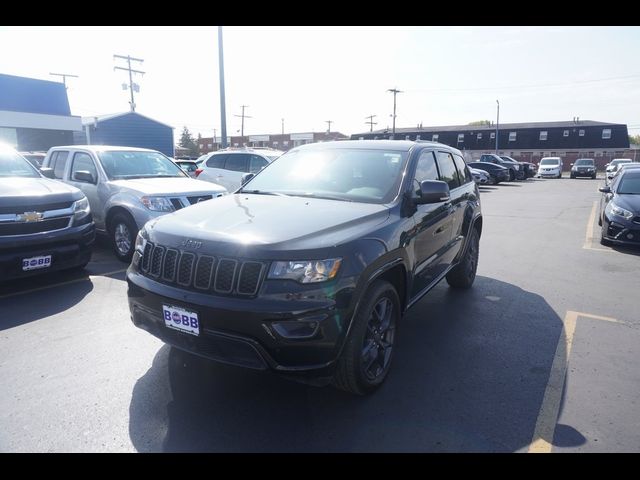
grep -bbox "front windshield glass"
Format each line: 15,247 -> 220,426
241,147 -> 408,204
98,151 -> 186,180
612,159 -> 631,167
617,173 -> 640,195
540,158 -> 560,166
0,150 -> 40,178
575,159 -> 594,166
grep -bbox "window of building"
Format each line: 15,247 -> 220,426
199,144 -> 204,149
233,143 -> 239,147
477,133 -> 482,140
207,143 -> 212,148
431,134 -> 438,142
509,132 -> 516,142
416,135 -> 421,140
457,133 -> 464,143
579,129 -> 585,137
539,131 -> 548,141
602,129 -> 612,139
388,135 -> 394,140
273,141 -> 278,146
405,135 -> 411,140
490,132 -> 495,139
283,141 -> 289,146
359,137 -> 364,140
373,136 -> 378,140
563,130 -> 569,137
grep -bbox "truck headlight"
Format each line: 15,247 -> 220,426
141,196 -> 175,212
268,258 -> 342,284
73,197 -> 91,221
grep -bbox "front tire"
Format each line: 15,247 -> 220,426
333,280 -> 400,395
600,224 -> 612,246
110,212 -> 138,263
509,169 -> 515,181
446,227 -> 480,289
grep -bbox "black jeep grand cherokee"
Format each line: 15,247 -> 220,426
127,140 -> 482,394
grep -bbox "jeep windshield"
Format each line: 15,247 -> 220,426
97,151 -> 187,180
239,147 -> 409,204
0,150 -> 41,178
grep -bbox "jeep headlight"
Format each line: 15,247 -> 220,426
609,203 -> 634,220
268,258 -> 342,284
134,228 -> 148,254
141,196 -> 175,212
73,197 -> 91,221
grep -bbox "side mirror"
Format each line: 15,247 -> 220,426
40,167 -> 55,179
414,180 -> 450,204
598,186 -> 611,193
73,170 -> 96,184
241,172 -> 255,185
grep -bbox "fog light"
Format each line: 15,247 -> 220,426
627,233 -> 634,240
270,315 -> 325,339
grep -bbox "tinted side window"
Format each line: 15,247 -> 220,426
71,152 -> 98,181
225,154 -> 249,172
249,155 -> 269,173
453,154 -> 472,184
206,154 -> 227,169
413,151 -> 440,195
435,152 -> 460,190
53,151 -> 69,179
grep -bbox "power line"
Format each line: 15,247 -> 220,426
365,114 -> 377,132
114,54 -> 145,112
234,105 -> 252,137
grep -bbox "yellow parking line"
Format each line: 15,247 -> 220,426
583,201 -> 598,249
528,310 -> 622,453
0,268 -> 127,300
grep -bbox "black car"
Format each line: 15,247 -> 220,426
479,154 -> 518,181
467,161 -> 510,184
499,156 -> 525,180
0,146 -> 95,280
570,158 -> 596,179
598,168 -> 640,246
127,140 -> 482,395
520,161 -> 537,178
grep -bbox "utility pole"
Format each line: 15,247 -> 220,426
495,99 -> 500,154
387,88 -> 402,136
218,26 -> 228,149
281,118 -> 284,135
365,114 -> 377,132
234,105 -> 252,139
325,120 -> 333,133
114,54 -> 144,112
213,128 -> 217,150
49,72 -> 78,89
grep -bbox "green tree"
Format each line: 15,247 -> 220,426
468,120 -> 491,126
628,134 -> 640,145
179,126 -> 199,156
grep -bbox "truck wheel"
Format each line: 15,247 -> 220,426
446,227 -> 479,289
333,280 -> 400,395
110,212 -> 138,263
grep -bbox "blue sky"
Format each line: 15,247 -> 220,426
1,26 -> 639,140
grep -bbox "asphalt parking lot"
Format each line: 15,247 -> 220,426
1,175 -> 639,452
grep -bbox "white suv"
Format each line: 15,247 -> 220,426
537,157 -> 563,178
196,148 -> 283,192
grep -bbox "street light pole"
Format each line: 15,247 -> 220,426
218,26 -> 228,149
495,99 -> 500,155
387,88 -> 402,137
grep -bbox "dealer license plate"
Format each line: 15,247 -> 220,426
162,304 -> 200,336
22,255 -> 52,271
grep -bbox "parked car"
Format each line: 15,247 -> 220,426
499,156 -> 525,180
41,146 -> 227,262
467,161 -> 509,184
469,167 -> 490,184
127,140 -> 482,395
605,158 -> 632,184
520,161 -> 537,178
478,153 -> 519,181
19,151 -> 47,168
0,144 -> 95,280
570,158 -> 597,179
174,159 -> 199,178
598,167 -> 640,246
196,147 -> 284,192
537,157 -> 563,178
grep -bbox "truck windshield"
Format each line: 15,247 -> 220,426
0,150 -> 40,178
240,147 -> 408,204
98,151 -> 186,180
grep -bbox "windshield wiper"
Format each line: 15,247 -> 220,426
239,189 -> 289,197
288,192 -> 353,202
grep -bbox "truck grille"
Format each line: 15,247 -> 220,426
140,242 -> 266,297
0,217 -> 71,236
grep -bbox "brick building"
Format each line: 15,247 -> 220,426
197,131 -> 348,155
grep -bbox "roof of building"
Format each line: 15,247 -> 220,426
0,73 -> 71,116
81,111 -> 173,129
362,120 -> 624,136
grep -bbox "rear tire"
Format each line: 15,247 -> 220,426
332,280 -> 400,395
110,212 -> 138,263
446,227 -> 480,289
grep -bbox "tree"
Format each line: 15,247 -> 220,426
179,126 -> 199,156
629,134 -> 640,146
468,120 -> 491,126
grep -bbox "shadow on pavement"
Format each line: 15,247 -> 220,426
128,276 -> 583,452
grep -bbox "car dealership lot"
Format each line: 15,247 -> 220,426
1,177 -> 639,452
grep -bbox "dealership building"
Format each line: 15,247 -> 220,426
351,120 -> 630,169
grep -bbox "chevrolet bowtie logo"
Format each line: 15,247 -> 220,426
17,211 -> 44,222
